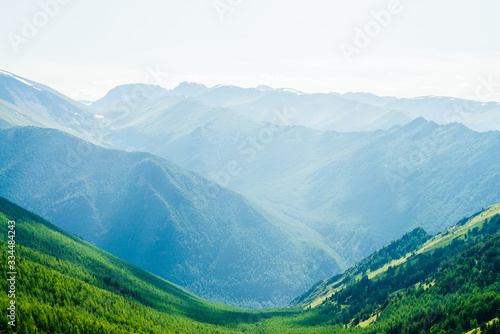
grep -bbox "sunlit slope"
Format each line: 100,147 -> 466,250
296,204 -> 500,309
1,197 -> 499,333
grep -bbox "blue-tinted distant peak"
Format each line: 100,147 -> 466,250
256,85 -> 273,91
341,92 -> 398,106
92,83 -> 168,107
171,82 -> 209,98
401,116 -> 435,129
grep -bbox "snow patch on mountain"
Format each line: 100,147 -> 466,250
0,70 -> 41,91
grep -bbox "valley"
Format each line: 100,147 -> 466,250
1,197 -> 499,333
2,2 -> 498,332
1,70 -> 500,309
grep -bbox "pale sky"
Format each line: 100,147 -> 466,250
1,0 -> 499,102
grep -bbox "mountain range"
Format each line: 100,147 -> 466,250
1,69 -> 500,308
85,78 -> 500,266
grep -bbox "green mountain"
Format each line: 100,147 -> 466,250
0,126 -> 340,308
290,204 -> 500,333
1,197 -> 499,333
291,226 -> 433,307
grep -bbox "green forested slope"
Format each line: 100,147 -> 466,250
290,205 -> 500,333
291,226 -> 433,307
0,196 -> 302,333
1,197 -> 499,333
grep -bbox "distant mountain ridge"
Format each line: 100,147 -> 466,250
92,83 -> 169,108
0,70 -> 99,138
115,110 -> 500,265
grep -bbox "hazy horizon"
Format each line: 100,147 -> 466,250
1,0 -> 499,102
3,67 -> 500,105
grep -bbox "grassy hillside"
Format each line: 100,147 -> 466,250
295,204 -> 500,308
1,197 -> 499,333
289,204 -> 500,333
291,226 -> 433,307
